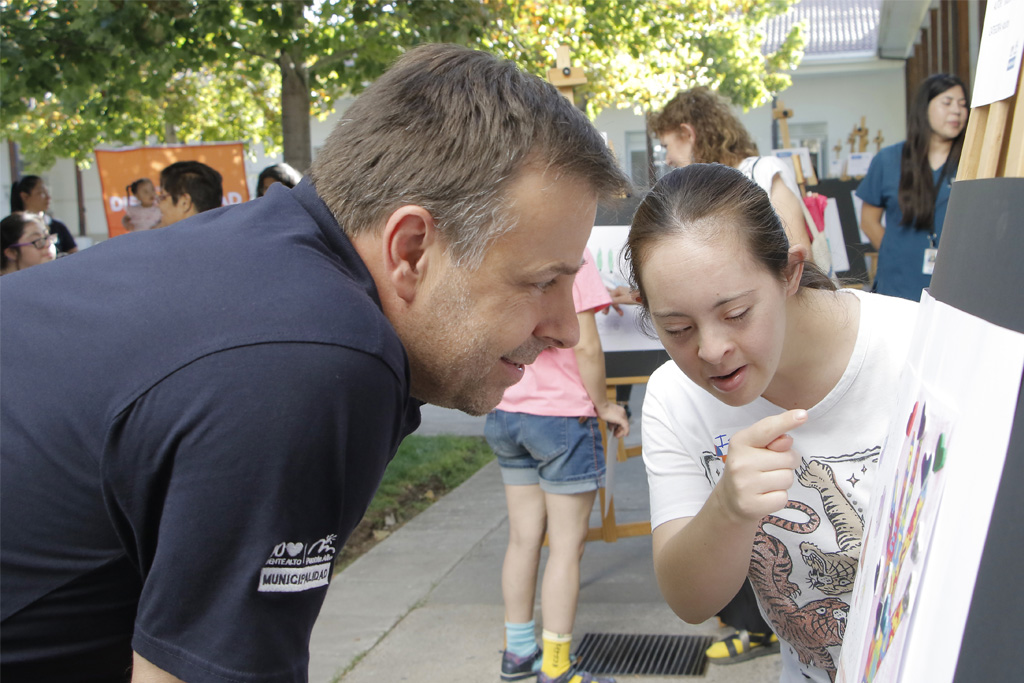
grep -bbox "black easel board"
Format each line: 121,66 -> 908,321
928,178 -> 1024,682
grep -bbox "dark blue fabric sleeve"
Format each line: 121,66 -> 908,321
855,152 -> 887,206
103,342 -> 409,682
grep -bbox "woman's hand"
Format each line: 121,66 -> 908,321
710,409 -> 808,524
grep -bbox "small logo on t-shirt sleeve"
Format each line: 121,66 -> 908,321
258,534 -> 337,593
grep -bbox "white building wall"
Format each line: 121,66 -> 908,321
740,60 -> 907,172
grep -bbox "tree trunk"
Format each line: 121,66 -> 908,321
280,49 -> 312,174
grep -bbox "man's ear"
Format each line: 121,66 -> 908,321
178,193 -> 196,216
382,205 -> 437,304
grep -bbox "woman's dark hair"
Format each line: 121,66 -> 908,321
126,178 -> 154,197
10,175 -> 42,212
625,164 -> 834,334
1,212 -> 44,269
899,73 -> 968,230
256,163 -> 302,197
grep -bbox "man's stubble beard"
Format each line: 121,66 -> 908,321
405,269 -> 499,416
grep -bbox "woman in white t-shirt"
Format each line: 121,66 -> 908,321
624,164 -> 917,683
648,87 -> 813,261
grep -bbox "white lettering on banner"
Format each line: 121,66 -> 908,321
109,196 -> 127,212
258,563 -> 332,593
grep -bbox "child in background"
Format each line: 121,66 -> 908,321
488,248 -> 628,683
122,178 -> 162,232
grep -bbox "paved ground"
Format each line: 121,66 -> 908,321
308,402 -> 782,683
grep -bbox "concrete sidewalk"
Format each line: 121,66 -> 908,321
308,404 -> 782,683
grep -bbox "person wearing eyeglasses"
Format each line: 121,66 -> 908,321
1,212 -> 57,275
10,176 -> 77,256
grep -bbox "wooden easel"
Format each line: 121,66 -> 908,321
585,377 -> 651,543
834,141 -> 850,181
958,63 -> 1024,180
547,44 -> 588,104
546,47 -> 651,544
848,117 -> 868,154
772,99 -> 818,191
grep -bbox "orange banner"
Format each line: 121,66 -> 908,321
94,143 -> 250,238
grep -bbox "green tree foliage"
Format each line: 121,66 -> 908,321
482,0 -> 803,116
1,0 -> 492,171
1,0 -> 801,173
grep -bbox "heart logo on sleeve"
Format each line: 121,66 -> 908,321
260,536 -> 336,593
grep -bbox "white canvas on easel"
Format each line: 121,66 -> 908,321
586,225 -> 666,353
836,291 -> 1024,683
845,152 -> 874,177
771,147 -> 816,182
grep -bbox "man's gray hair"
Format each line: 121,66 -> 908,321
310,43 -> 630,268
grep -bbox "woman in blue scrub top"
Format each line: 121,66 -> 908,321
857,74 -> 969,301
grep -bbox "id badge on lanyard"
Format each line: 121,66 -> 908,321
923,233 -> 938,275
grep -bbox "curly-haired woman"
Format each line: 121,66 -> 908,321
648,87 -> 813,260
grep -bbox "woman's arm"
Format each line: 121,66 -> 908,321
769,176 -> 813,258
132,652 -> 185,682
573,310 -> 629,438
651,410 -> 806,623
860,203 -> 885,250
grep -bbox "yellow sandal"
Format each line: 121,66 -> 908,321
705,630 -> 780,664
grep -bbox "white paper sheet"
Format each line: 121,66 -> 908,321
823,197 -> 851,273
971,0 -> 1024,107
587,225 -> 666,353
836,291 -> 1024,683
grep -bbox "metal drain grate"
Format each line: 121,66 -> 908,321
574,633 -> 714,677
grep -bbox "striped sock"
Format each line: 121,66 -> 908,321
505,619 -> 538,658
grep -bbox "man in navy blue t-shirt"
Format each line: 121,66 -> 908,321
0,44 -> 629,682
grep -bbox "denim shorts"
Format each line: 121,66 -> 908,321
484,410 -> 606,494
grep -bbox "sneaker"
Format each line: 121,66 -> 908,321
501,648 -> 542,681
537,666 -> 615,683
705,629 -> 780,664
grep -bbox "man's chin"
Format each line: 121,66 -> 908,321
416,385 -> 508,417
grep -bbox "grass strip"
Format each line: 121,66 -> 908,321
334,434 -> 494,572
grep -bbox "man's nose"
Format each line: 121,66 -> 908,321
535,287 -> 580,350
